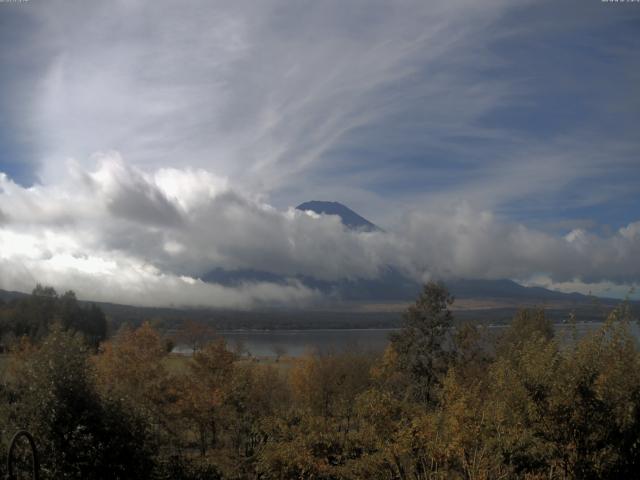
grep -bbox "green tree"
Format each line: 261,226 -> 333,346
57,291 -> 107,348
390,281 -> 455,405
6,325 -> 155,479
0,286 -> 107,347
497,307 -> 553,357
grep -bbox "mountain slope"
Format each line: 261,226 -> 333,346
0,288 -> 28,302
201,201 -> 609,304
296,201 -> 381,231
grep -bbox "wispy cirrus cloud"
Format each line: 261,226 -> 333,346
3,0 -> 635,219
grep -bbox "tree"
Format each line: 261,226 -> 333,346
93,322 -> 176,446
177,338 -> 235,456
9,285 -> 58,340
452,322 -> 493,385
272,344 -> 287,362
176,320 -> 217,354
0,286 -> 107,347
497,307 -> 553,357
6,325 -> 155,479
58,291 -> 107,348
258,351 -> 378,478
390,281 -> 454,405
484,310 -> 640,478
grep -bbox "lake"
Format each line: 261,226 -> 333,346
174,328 -> 397,357
174,321 -> 640,358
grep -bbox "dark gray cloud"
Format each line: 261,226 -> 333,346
94,155 -> 184,227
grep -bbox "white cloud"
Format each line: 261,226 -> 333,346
0,156 -> 639,306
0,254 -> 318,310
522,275 -> 638,301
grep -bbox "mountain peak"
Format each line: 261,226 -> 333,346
296,201 -> 380,232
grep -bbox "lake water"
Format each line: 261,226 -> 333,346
174,328 -> 397,357
174,322 -> 640,358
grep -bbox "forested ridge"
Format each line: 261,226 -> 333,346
0,283 -> 639,479
0,285 -> 107,349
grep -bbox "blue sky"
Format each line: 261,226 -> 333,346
0,0 -> 639,306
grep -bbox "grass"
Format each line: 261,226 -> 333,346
163,353 -> 191,375
0,353 -> 9,377
163,352 -> 298,375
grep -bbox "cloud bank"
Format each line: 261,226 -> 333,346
1,155 -> 638,307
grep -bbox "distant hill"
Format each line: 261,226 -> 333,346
296,201 -> 381,232
200,266 -> 601,304
446,278 -> 588,302
202,268 -> 289,286
0,288 -> 28,302
1,284 -> 629,332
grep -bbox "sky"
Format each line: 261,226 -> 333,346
0,0 -> 639,307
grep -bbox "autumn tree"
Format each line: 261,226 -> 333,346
176,338 -> 235,456
176,320 -> 217,354
497,307 -> 553,357
451,322 -> 494,385
290,350 -> 374,422
218,363 -> 290,478
480,307 -> 640,479
93,322 -> 177,445
259,351 -> 375,478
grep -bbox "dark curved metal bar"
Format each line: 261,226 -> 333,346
6,430 -> 39,480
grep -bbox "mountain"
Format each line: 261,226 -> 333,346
295,273 -> 597,304
198,201 -> 611,305
296,201 -> 381,232
202,268 -> 289,286
446,278 -> 588,302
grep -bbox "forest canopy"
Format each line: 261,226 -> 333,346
0,282 -> 638,479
